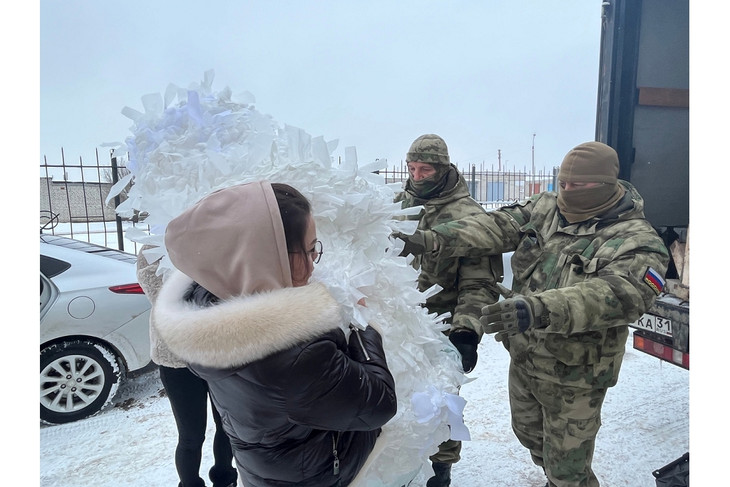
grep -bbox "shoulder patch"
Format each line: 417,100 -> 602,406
643,267 -> 665,296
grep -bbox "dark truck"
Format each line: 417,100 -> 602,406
595,0 -> 689,370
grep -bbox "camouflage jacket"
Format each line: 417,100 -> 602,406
395,172 -> 503,337
430,180 -> 669,388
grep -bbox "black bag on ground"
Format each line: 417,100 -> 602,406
653,452 -> 689,487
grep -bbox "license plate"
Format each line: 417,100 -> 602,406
630,313 -> 673,337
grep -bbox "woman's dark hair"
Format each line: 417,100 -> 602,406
271,183 -> 312,255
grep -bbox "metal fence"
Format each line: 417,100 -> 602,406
40,148 -> 148,254
378,161 -> 558,210
40,149 -> 557,252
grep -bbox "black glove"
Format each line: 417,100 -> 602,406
448,329 -> 479,373
392,230 -> 433,257
480,296 -> 545,336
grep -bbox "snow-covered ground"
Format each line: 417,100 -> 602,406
40,326 -> 688,487
38,233 -> 690,486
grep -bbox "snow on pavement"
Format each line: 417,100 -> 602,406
40,329 -> 688,487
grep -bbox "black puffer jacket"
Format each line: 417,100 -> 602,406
154,270 -> 397,487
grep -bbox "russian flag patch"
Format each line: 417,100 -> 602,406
643,267 -> 665,295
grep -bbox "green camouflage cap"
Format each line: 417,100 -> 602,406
406,134 -> 450,165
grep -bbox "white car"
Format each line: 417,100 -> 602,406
40,234 -> 151,424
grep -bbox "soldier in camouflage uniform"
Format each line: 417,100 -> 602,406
420,141 -> 668,486
394,134 -> 503,487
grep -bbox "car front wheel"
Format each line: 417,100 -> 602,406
40,340 -> 123,424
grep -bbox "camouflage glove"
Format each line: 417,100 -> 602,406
448,329 -> 479,373
480,296 -> 546,337
393,229 -> 434,257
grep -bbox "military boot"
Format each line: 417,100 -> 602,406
425,462 -> 451,487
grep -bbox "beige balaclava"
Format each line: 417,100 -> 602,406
557,141 -> 625,223
405,133 -> 456,199
164,181 -> 293,300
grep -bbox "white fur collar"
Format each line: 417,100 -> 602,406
153,270 -> 343,368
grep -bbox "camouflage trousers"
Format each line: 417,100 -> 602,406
508,362 -> 607,487
429,438 -> 461,465
429,384 -> 463,465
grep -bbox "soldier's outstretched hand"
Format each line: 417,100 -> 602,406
480,296 -> 545,336
392,229 -> 433,257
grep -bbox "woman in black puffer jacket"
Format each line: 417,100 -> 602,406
154,181 -> 397,487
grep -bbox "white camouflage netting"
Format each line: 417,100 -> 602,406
107,70 -> 469,487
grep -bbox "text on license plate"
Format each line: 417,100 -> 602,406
630,313 -> 672,337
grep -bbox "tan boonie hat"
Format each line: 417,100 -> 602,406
406,134 -> 450,165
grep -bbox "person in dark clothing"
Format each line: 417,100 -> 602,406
158,368 -> 236,487
153,181 -> 398,487
137,248 -> 237,487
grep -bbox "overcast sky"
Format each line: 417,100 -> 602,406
40,1 -> 604,173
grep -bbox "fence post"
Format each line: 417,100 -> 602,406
110,153 -> 125,251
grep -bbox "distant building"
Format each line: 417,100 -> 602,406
40,177 -> 119,223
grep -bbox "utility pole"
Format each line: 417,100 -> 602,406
531,133 -> 536,176
498,149 -> 502,171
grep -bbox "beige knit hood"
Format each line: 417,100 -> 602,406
557,141 -> 626,223
164,181 -> 293,300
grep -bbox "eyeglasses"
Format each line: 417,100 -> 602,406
309,240 -> 323,264
290,240 -> 323,264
